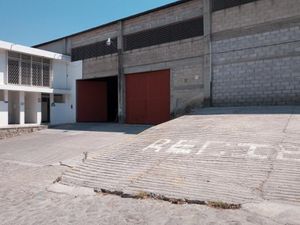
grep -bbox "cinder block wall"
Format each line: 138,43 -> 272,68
212,0 -> 300,106
123,0 -> 204,115
38,0 -> 205,116
123,36 -> 204,114
36,0 -> 300,110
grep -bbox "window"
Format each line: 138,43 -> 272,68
212,0 -> 258,12
54,94 -> 65,103
124,17 -> 204,51
7,52 -> 51,87
21,54 -> 31,85
32,57 -> 42,86
8,58 -> 20,85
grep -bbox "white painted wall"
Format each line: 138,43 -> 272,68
50,61 -> 82,125
52,60 -> 68,89
0,49 -> 6,85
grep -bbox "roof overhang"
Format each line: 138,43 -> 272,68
0,85 -> 71,94
0,40 -> 71,62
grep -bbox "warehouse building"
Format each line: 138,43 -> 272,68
35,0 -> 300,125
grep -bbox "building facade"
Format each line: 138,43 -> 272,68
0,40 -> 82,127
34,0 -> 300,124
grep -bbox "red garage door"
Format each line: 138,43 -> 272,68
77,80 -> 107,122
126,70 -> 170,125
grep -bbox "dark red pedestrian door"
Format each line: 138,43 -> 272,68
77,80 -> 107,122
126,70 -> 170,125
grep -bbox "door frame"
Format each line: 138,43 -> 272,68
41,93 -> 50,124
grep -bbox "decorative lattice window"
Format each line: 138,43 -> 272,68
32,57 -> 42,86
7,52 -> 51,87
21,54 -> 31,85
42,59 -> 50,87
8,58 -> 20,85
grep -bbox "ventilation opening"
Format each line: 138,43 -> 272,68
212,0 -> 258,12
71,38 -> 118,61
124,17 -> 204,51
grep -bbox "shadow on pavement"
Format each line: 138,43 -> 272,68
191,106 -> 300,115
49,123 -> 152,135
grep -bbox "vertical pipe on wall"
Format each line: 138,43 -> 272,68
203,0 -> 213,106
117,21 -> 125,123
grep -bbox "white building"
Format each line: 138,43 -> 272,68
0,40 -> 82,127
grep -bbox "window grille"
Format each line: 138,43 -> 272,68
212,0 -> 258,12
7,52 -> 51,87
32,61 -> 42,86
124,17 -> 204,51
43,61 -> 50,87
8,58 -> 20,85
71,38 -> 118,61
21,57 -> 31,85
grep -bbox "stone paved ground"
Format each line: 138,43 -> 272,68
0,109 -> 300,224
0,123 -> 149,166
0,161 -> 286,225
62,106 -> 300,206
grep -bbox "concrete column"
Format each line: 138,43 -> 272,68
19,91 -> 25,125
0,90 -> 8,126
49,94 -> 54,124
117,21 -> 125,123
37,93 -> 42,124
203,0 -> 212,106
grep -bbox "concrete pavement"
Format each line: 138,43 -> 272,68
0,123 -> 149,166
1,108 -> 300,224
61,107 -> 300,208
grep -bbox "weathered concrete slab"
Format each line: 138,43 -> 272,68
61,106 -> 300,205
0,124 -> 47,140
0,123 -> 149,166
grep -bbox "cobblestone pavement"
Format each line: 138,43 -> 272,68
61,106 -> 300,223
0,161 -> 284,225
0,109 -> 300,224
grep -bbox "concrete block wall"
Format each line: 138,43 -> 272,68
124,37 -> 205,115
123,0 -> 203,35
75,0 -> 205,115
36,39 -> 68,55
212,19 -> 300,106
212,0 -> 300,33
83,54 -> 118,79
35,0 -> 300,111
211,0 -> 300,106
71,24 -> 119,48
